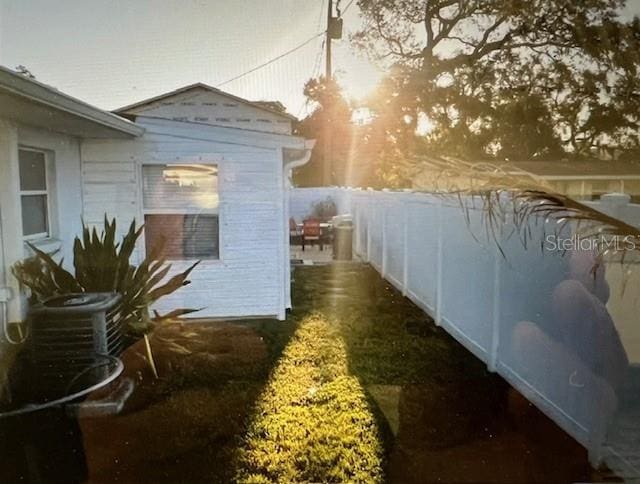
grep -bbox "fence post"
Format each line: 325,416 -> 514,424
355,202 -> 362,256
366,195 -> 372,263
381,198 -> 388,277
402,198 -> 409,296
488,231 -> 502,372
435,197 -> 443,327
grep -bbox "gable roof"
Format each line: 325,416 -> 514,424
113,82 -> 297,121
0,65 -> 143,138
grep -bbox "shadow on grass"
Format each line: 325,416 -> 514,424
287,264 -> 604,484
79,318 -> 298,483
78,263 -> 605,483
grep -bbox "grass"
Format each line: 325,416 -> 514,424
234,314 -> 384,483
77,264 -> 518,483
233,264 -> 504,482
290,264 -> 494,387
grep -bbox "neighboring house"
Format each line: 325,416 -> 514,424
414,159 -> 640,202
0,66 -> 313,327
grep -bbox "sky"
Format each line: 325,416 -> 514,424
2,1 -> 640,120
0,0 -> 383,118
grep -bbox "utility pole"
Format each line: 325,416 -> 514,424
322,0 -> 333,186
326,0 -> 333,80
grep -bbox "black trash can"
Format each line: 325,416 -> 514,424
333,220 -> 353,260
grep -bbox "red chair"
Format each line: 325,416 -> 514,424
302,218 -> 322,251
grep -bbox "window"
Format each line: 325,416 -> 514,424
194,116 -> 209,122
18,149 -> 50,239
142,164 -> 219,259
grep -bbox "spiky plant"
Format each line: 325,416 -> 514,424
414,156 -> 640,264
12,216 -> 201,336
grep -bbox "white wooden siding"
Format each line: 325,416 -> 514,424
123,87 -> 292,135
81,118 -> 287,319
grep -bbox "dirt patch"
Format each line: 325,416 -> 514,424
81,321 -> 270,483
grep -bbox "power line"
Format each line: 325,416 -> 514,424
298,37 -> 326,118
296,0 -> 330,118
216,31 -> 326,88
317,0 -> 327,32
343,0 -> 356,15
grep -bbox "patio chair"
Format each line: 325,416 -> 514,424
289,217 -> 301,245
302,218 -> 322,251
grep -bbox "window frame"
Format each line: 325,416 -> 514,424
140,162 -> 222,262
18,147 -> 52,242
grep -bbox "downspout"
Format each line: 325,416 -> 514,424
0,207 -> 23,345
282,140 -> 316,313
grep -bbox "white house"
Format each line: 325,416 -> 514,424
0,67 -> 313,335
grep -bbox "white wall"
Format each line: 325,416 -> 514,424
81,117 -> 288,319
292,187 -> 639,474
0,121 -> 84,323
124,87 -> 292,135
0,120 -> 84,390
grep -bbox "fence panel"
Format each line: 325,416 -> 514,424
405,194 -> 440,314
383,197 -> 406,289
368,197 -> 384,271
438,197 -> 496,359
289,187 -> 639,475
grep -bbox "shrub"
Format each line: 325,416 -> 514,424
311,197 -> 337,221
12,216 -> 199,336
234,313 -> 384,483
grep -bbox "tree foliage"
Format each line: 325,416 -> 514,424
352,0 -> 640,181
295,77 -> 356,186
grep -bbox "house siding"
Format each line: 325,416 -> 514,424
81,118 -> 287,319
123,87 -> 292,135
0,121 -> 85,389
0,122 -> 84,321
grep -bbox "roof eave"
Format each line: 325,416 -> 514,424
0,66 -> 144,138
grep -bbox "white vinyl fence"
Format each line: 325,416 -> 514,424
291,187 -> 640,477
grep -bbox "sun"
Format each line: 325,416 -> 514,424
337,53 -> 384,103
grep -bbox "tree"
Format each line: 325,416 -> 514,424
294,77 -> 357,186
352,0 -> 640,180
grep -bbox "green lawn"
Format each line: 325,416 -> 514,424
233,264 -> 503,482
235,313 -> 384,483
80,264 -> 594,483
